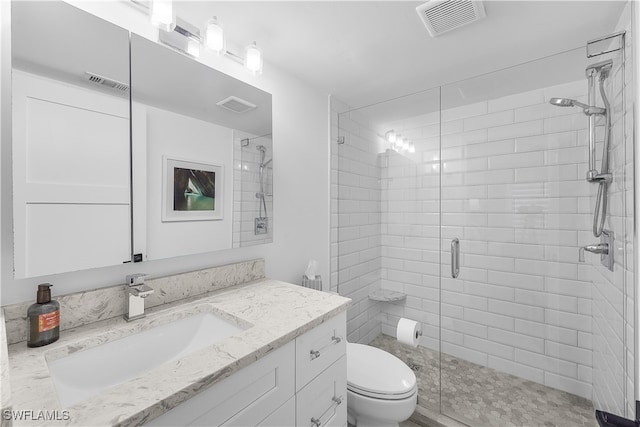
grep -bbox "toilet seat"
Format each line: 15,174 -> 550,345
347,343 -> 417,401
348,382 -> 417,400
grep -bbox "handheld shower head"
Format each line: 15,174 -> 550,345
549,98 -> 605,115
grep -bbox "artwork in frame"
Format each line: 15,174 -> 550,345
162,157 -> 223,221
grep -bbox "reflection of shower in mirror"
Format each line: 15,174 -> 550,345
255,144 -> 272,235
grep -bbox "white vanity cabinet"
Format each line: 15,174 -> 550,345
146,312 -> 346,427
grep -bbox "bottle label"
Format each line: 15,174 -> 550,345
39,311 -> 60,332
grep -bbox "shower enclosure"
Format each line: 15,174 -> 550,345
331,27 -> 634,425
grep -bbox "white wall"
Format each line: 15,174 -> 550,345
0,1 -> 330,304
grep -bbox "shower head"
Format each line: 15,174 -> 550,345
549,98 -> 605,115
549,98 -> 588,109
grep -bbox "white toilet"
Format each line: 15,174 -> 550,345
346,343 -> 418,427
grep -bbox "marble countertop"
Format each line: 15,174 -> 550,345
5,279 -> 351,427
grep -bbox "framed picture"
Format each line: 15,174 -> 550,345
162,157 -> 223,221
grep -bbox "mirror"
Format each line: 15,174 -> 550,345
9,2 -> 274,278
130,34 -> 273,261
11,1 -> 131,278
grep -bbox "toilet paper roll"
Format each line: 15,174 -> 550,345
397,317 -> 421,347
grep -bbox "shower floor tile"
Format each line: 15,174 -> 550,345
370,334 -> 597,427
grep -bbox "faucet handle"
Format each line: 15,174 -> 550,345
578,247 -> 586,263
126,273 -> 147,286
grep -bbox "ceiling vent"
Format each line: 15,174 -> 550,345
83,72 -> 129,93
416,0 -> 486,37
216,96 -> 257,114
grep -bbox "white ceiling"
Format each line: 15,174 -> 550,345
176,1 -> 627,109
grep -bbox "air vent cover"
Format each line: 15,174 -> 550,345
83,72 -> 129,93
416,0 -> 486,37
216,96 -> 257,114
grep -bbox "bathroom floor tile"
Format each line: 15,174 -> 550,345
370,334 -> 597,427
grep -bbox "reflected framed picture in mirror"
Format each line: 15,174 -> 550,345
162,157 -> 223,222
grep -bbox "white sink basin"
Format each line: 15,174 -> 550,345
47,312 -> 245,407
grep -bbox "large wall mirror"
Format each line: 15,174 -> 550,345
10,1 -> 273,279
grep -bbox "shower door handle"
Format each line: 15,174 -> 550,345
451,238 -> 460,279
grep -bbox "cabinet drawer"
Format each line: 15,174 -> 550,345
296,312 -> 346,390
146,340 -> 295,427
296,356 -> 347,427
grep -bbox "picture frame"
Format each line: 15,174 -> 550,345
162,156 -> 223,222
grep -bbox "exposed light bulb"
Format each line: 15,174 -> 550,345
187,37 -> 200,57
244,42 -> 263,75
408,142 -> 416,153
204,17 -> 225,54
150,0 -> 175,32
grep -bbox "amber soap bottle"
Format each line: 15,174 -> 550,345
27,283 -> 60,347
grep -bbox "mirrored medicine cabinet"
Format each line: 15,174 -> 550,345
9,1 -> 273,279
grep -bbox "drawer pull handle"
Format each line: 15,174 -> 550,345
309,334 -> 343,361
310,395 -> 343,427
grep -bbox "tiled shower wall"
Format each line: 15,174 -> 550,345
591,2 -> 634,417
330,97 -> 383,344
379,80 -> 596,399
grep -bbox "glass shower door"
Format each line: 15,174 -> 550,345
438,44 -> 632,425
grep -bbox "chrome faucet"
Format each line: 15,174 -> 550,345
124,273 -> 154,321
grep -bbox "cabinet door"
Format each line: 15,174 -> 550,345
296,356 -> 347,427
146,341 -> 294,427
257,397 -> 295,427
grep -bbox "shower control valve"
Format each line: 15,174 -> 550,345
578,230 -> 614,272
578,243 -> 608,263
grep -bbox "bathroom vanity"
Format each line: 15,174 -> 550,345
3,274 -> 350,426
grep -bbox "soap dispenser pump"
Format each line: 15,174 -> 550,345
27,283 -> 60,347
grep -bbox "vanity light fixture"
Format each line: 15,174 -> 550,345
204,17 -> 225,54
149,0 -> 175,32
244,42 -> 263,75
385,130 -> 397,143
142,0 -> 265,75
386,130 -> 415,154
